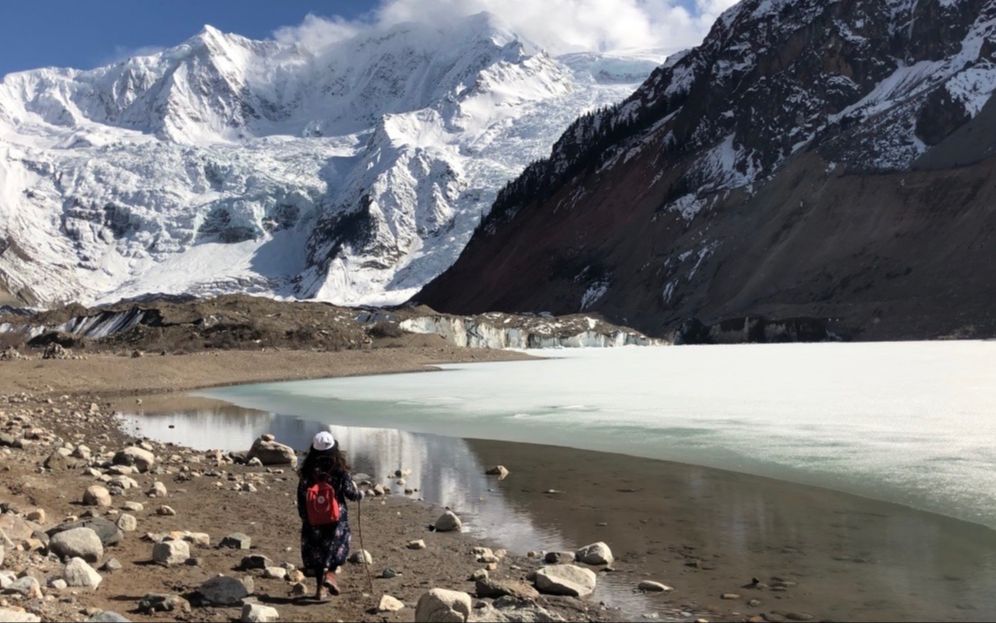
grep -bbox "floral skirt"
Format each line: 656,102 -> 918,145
300,516 -> 351,570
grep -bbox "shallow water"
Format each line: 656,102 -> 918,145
120,341 -> 996,620
188,342 -> 996,530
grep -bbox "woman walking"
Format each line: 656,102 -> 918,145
297,431 -> 364,601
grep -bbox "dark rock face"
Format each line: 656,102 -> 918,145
418,0 -> 996,342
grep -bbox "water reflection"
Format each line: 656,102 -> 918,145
120,404 -> 565,553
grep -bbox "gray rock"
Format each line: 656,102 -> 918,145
152,540 -> 190,566
543,551 -> 575,564
50,517 -> 123,546
50,527 -> 104,562
238,554 -> 272,570
469,598 -> 564,622
147,481 -> 168,498
241,602 -> 279,622
637,580 -> 672,593
349,549 -> 373,565
50,579 -> 68,591
575,542 -> 613,565
407,539 -> 427,550
263,567 -> 287,580
534,565 -> 597,598
113,447 -> 156,473
220,532 -> 252,550
88,612 -> 131,622
116,514 -> 137,532
83,485 -> 112,507
415,588 -> 472,623
246,436 -> 296,466
0,514 -> 38,545
100,558 -> 123,573
4,576 -> 42,599
475,578 -> 540,601
192,575 -> 250,606
63,557 -> 103,589
121,502 -> 144,512
0,608 -> 41,623
485,465 -> 510,480
434,510 -> 463,532
0,544 -> 4,567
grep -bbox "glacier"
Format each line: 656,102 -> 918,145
0,13 -> 661,308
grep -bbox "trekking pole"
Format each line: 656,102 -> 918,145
356,496 -> 375,595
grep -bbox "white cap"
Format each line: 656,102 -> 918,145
311,431 -> 336,452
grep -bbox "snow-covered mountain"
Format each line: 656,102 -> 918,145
420,0 -> 996,342
0,13 -> 660,307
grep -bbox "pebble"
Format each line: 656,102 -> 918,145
377,594 -> 406,612
407,539 -> 427,550
220,532 -> 252,550
637,580 -> 673,592
241,602 -> 279,622
156,505 -> 176,516
152,540 -> 190,566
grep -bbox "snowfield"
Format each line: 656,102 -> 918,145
0,13 -> 660,307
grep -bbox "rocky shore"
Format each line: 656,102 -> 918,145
0,349 -> 717,623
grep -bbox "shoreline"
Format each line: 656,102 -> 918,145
4,347 -> 996,622
126,388 -> 996,622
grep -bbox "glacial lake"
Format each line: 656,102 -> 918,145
121,341 -> 996,620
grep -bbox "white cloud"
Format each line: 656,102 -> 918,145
273,0 -> 742,57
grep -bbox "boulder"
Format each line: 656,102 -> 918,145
50,527 -> 104,562
415,588 -> 472,623
241,602 -> 279,623
534,565 -> 597,598
112,447 -> 156,473
64,557 -> 103,589
83,485 -> 112,507
152,540 -> 190,566
0,608 -> 40,623
192,575 -> 250,606
575,542 -> 613,565
220,532 -> 251,550
50,517 -> 123,546
245,436 -> 296,466
485,465 -> 510,480
434,510 -> 463,532
378,594 -> 405,612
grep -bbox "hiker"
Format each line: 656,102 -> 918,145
297,431 -> 364,600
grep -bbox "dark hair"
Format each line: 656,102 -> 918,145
299,445 -> 349,481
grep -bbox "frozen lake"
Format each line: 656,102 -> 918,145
185,341 -> 996,530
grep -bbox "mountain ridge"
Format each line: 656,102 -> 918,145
417,0 -> 996,342
0,13 -> 661,308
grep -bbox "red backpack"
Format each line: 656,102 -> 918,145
306,477 -> 341,526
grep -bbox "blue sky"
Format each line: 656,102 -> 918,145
0,0 -> 377,76
0,0 -> 722,78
